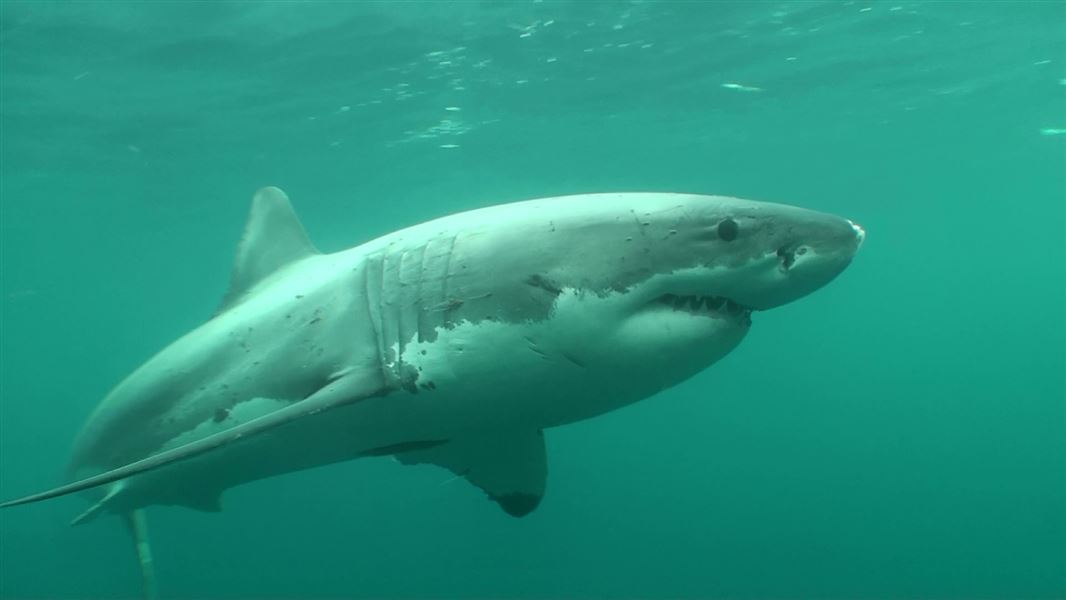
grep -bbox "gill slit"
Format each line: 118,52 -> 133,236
361,254 -> 388,384
440,233 -> 459,324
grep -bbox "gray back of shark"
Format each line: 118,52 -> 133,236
0,187 -> 864,597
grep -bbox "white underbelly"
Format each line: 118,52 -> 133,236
385,317 -> 643,438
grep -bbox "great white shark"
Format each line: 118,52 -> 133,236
0,187 -> 863,596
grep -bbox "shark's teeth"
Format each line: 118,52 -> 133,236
657,294 -> 751,322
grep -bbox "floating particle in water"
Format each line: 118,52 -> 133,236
439,144 -> 460,149
721,82 -> 763,92
445,106 -> 461,112
1039,128 -> 1066,136
6,289 -> 38,300
338,106 -> 351,112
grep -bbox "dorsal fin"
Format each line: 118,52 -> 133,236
220,187 -> 319,311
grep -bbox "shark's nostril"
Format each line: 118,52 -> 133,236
777,246 -> 796,270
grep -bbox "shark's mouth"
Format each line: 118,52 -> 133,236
656,293 -> 753,324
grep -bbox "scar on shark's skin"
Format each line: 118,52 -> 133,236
429,298 -> 464,312
561,353 -> 587,369
525,274 -> 563,296
0,187 -> 863,598
427,292 -> 494,313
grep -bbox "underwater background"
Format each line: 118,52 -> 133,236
0,2 -> 1063,599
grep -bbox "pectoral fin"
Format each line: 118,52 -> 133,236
0,370 -> 389,510
396,430 -> 547,517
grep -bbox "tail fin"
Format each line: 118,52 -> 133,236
122,509 -> 158,600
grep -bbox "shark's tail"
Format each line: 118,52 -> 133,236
122,509 -> 159,600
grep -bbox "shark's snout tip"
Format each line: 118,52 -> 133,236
847,219 -> 866,250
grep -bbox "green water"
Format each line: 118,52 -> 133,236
1,2 -> 1063,598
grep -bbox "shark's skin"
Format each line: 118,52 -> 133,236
1,188 -> 864,521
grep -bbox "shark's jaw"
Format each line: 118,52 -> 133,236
654,293 -> 753,325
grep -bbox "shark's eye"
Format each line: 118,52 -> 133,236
717,218 -> 739,241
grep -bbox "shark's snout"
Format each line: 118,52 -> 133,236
788,215 -> 864,268
791,216 -> 861,296
720,209 -> 865,312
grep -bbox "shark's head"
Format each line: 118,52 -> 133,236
629,194 -> 865,310
541,193 -> 865,394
